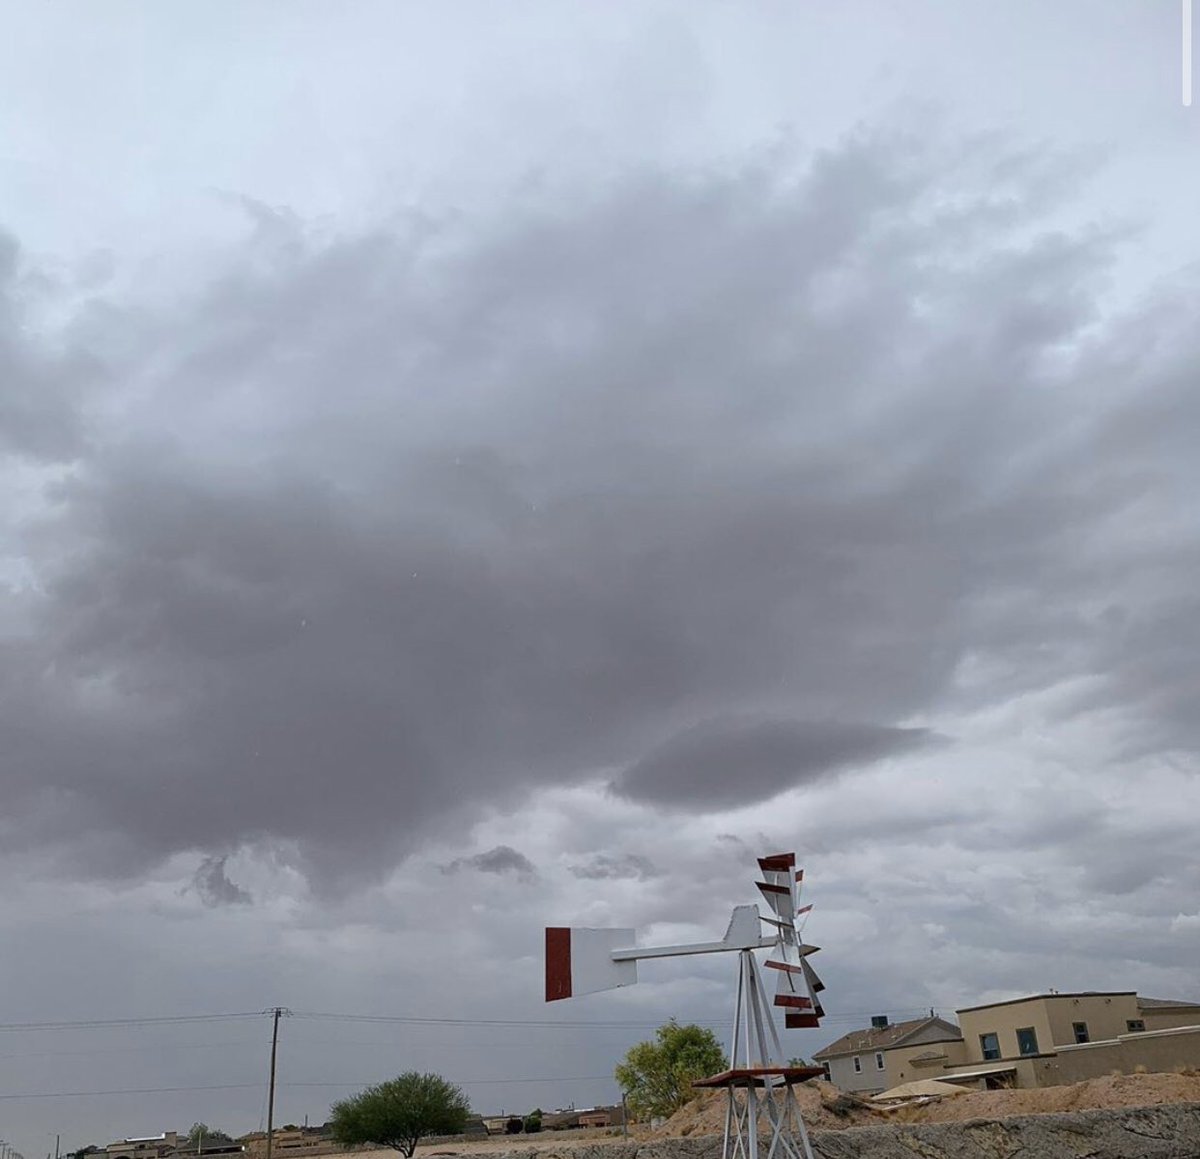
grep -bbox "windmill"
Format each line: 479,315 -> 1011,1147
545,851 -> 826,1159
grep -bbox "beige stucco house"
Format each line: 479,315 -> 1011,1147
812,1016 -> 965,1094
815,991 -> 1200,1094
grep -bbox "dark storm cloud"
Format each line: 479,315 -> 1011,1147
191,855 -> 252,906
0,230 -> 89,460
442,845 -> 537,878
3,132 -> 1198,889
569,853 -> 659,881
609,717 -> 932,811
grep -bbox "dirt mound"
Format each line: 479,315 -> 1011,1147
653,1073 -> 1200,1139
654,1081 -> 880,1135
891,1071 -> 1200,1123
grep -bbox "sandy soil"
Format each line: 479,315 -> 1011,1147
404,1072 -> 1200,1154
890,1071 -> 1200,1123
412,1128 -> 646,1155
653,1081 -> 876,1135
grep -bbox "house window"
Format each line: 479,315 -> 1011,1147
1126,1019 -> 1146,1033
1016,1027 -> 1039,1056
853,1055 -> 862,1073
1073,1021 -> 1090,1044
979,1032 -> 1001,1060
875,1052 -> 885,1070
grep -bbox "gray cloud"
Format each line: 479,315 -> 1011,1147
609,717 -> 933,811
568,853 -> 659,881
1,132 -> 1198,894
191,855 -> 252,907
442,845 -> 537,878
0,230 -> 90,461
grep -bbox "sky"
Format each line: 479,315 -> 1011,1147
2,0 -> 1199,1151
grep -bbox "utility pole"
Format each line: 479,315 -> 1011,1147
264,1007 -> 291,1159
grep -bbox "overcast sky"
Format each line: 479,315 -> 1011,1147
2,0 -> 1200,1152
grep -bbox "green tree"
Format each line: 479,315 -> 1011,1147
522,1109 -> 542,1134
329,1072 -> 471,1157
186,1124 -> 234,1149
615,1019 -> 727,1120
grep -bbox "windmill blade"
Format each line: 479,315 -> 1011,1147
802,957 -> 826,994
785,1011 -> 823,1029
756,878 -> 795,924
757,853 -> 796,874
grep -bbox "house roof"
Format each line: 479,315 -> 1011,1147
813,1016 -> 962,1060
956,991 -> 1135,1014
1138,996 -> 1200,1010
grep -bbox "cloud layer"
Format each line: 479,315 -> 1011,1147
2,132 -> 1198,900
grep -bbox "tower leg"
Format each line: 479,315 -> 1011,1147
746,1085 -> 759,1159
715,950 -> 816,1159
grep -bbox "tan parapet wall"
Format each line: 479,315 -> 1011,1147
1042,1025 -> 1200,1085
1142,1008 -> 1200,1033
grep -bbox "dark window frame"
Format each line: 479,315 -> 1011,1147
875,1051 -> 885,1070
1072,1021 -> 1090,1044
1016,1026 -> 1040,1056
852,1055 -> 862,1073
979,1032 -> 1001,1060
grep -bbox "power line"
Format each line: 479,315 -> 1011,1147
0,1013 -> 265,1034
0,1076 -> 615,1102
0,1039 -> 269,1060
291,1012 -> 728,1029
0,1004 -> 940,1038
285,1079 -> 614,1089
290,1008 -> 933,1029
0,1084 -> 264,1102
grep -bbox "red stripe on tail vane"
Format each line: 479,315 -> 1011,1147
545,927 -> 572,1002
795,903 -> 813,916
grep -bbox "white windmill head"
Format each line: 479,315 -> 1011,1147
545,850 -> 825,1033
755,852 -> 825,1029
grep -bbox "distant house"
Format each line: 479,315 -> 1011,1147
576,1106 -> 624,1129
813,1016 -> 964,1095
106,1134 -> 184,1159
540,1105 -> 624,1131
239,1126 -> 357,1159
